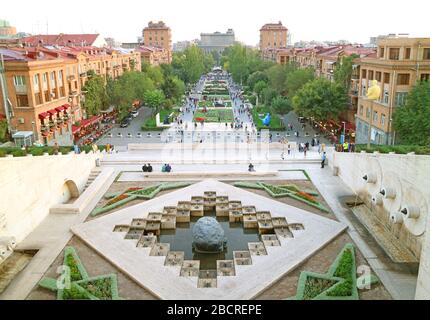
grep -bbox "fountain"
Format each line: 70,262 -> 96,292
192,217 -> 227,253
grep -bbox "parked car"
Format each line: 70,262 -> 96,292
136,132 -> 142,138
131,110 -> 139,118
125,115 -> 133,122
120,120 -> 130,128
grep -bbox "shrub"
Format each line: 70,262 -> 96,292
31,148 -> 45,156
65,253 -> 83,282
11,149 -> 26,157
0,149 -> 6,157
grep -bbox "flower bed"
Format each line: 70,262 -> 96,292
193,109 -> 234,123
106,194 -> 130,206
38,246 -> 120,300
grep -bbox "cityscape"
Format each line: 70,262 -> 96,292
0,0 -> 429,307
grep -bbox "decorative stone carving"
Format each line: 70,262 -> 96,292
380,187 -> 396,199
401,206 -> 420,220
390,211 -> 403,224
192,217 -> 227,253
372,193 -> 383,206
362,173 -> 377,184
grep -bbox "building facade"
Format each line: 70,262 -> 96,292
355,36 -> 430,145
260,21 -> 288,53
20,34 -> 107,48
0,20 -> 17,38
135,46 -> 170,66
142,21 -> 172,63
0,44 -> 141,145
199,29 -> 235,53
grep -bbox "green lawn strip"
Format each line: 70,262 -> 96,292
295,271 -> 343,300
277,184 -> 319,196
194,109 -> 233,123
252,107 -> 285,131
285,192 -> 330,213
104,191 -> 123,199
160,182 -> 193,191
91,195 -> 138,216
64,247 -> 89,281
233,182 -> 265,190
74,274 -> 120,300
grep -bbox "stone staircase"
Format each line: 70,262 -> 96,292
0,252 -> 34,294
82,169 -> 101,193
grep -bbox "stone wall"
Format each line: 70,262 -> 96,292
328,150 -> 430,299
0,152 -> 102,243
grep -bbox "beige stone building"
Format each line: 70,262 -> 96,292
0,20 -> 17,37
355,36 -> 430,145
136,45 -> 170,66
142,21 -> 172,63
260,21 -> 288,54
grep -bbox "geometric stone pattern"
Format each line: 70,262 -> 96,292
71,180 -> 347,300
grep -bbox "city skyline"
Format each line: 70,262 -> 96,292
2,0 -> 429,46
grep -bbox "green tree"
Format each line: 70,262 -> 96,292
254,80 -> 268,101
172,46 -> 208,84
144,89 -> 165,111
292,78 -> 348,120
0,119 -> 8,142
265,64 -> 292,94
262,87 -> 279,106
285,68 -> 315,98
271,96 -> 292,115
82,72 -> 107,116
247,71 -> 269,91
334,55 -> 358,92
162,76 -> 185,102
393,81 -> 430,145
146,66 -> 164,87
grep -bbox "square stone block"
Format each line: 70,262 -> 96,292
233,251 -> 252,266
164,251 -> 185,266
124,227 -> 144,240
163,206 -> 177,216
177,201 -> 191,211
216,204 -> 229,217
190,204 -> 204,217
258,220 -> 274,234
217,260 -> 236,276
229,201 -> 242,211
145,221 -> 161,236
198,270 -> 217,288
180,260 -> 200,277
136,235 -> 157,248
248,242 -> 267,256
161,215 -> 176,229
229,210 -> 243,223
272,217 -> 288,228
242,206 -> 257,215
262,235 -> 281,247
204,191 -> 217,201
176,210 -> 191,223
147,212 -> 162,223
191,196 -> 204,205
216,196 -> 229,204
275,227 -> 294,239
243,214 -> 258,229
288,223 -> 305,231
256,211 -> 272,221
149,243 -> 170,256
113,225 -> 129,233
130,218 -> 146,229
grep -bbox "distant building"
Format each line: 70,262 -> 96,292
20,34 -> 107,47
260,21 -> 288,52
105,37 -> 121,48
173,40 -> 199,52
142,21 -> 172,63
0,20 -> 17,38
135,45 -> 170,66
198,29 -> 235,53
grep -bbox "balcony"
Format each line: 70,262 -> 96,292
80,72 -> 87,78
69,90 -> 79,97
67,75 -> 76,81
14,85 -> 27,94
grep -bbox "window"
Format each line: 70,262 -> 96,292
423,48 -> 430,60
395,92 -> 408,106
366,107 -> 370,119
397,74 -> 410,85
383,73 -> 390,84
383,91 -> 389,104
362,69 -> 367,78
381,114 -> 386,125
16,95 -> 29,107
362,84 -> 367,96
33,74 -> 39,88
404,48 -> 411,59
373,111 -> 378,122
58,71 -> 63,85
42,73 -> 48,83
379,47 -> 385,58
359,105 -> 364,116
368,70 -> 374,80
13,75 -> 26,86
421,74 -> 430,82
375,72 -> 382,82
389,48 -> 400,60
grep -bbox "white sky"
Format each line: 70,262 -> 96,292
2,0 -> 430,45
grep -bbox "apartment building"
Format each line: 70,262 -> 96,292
260,22 -> 288,52
199,29 -> 235,54
142,21 -> 172,63
135,45 -> 171,66
0,44 -> 141,145
355,36 -> 430,145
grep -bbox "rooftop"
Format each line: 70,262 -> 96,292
20,34 -> 101,47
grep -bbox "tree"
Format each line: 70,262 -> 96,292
271,96 -> 292,115
393,81 -> 430,145
265,64 -> 292,94
146,66 -> 164,87
334,55 -> 358,93
0,119 -> 8,142
247,71 -> 268,91
144,89 -> 165,111
254,81 -> 268,101
284,68 -> 315,98
171,46 -> 208,84
82,72 -> 107,116
162,76 -> 185,102
292,78 -> 348,120
262,87 -> 279,106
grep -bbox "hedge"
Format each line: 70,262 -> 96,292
0,145 -> 106,157
354,144 -> 430,155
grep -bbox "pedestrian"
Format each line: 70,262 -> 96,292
74,144 -> 80,154
321,152 -> 327,169
288,144 -> 291,156
304,147 -> 307,157
142,164 -> 148,172
147,163 -> 153,172
53,142 -> 59,155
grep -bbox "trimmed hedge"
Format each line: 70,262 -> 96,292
0,145 -> 105,157
354,144 -> 430,155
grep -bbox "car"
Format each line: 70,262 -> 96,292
125,115 -> 133,122
107,133 -> 113,138
120,120 -> 130,128
131,111 -> 139,118
136,132 -> 142,138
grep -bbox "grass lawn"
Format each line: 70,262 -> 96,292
252,106 -> 286,131
142,109 -> 177,130
194,109 -> 234,123
198,100 -> 232,108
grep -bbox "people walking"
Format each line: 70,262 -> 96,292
321,152 -> 327,169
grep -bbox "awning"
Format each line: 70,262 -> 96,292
38,112 -> 49,120
81,115 -> 102,128
47,109 -> 57,115
55,106 -> 65,112
62,104 -> 71,110
72,125 -> 80,134
326,61 -> 336,65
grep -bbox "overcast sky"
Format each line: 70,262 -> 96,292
3,0 -> 429,45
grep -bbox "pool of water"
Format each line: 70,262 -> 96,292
159,211 -> 261,270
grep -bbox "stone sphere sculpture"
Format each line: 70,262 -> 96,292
192,217 -> 227,253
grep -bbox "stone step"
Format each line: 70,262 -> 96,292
0,252 -> 33,294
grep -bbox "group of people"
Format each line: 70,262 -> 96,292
141,164 -> 153,172
161,164 -> 172,173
